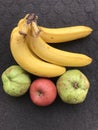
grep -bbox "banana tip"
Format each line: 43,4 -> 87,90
90,27 -> 93,32
89,57 -> 93,64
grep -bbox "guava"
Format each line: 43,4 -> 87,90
56,69 -> 90,104
1,65 -> 31,97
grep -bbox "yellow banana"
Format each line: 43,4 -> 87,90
26,25 -> 92,67
17,13 -> 93,43
10,27 -> 66,77
39,26 -> 93,43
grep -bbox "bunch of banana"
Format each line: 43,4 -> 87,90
10,13 -> 92,78
26,14 -> 92,66
10,18 -> 66,77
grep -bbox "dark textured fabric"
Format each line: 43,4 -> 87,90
0,0 -> 98,130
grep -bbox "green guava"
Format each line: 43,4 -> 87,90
56,69 -> 90,104
1,65 -> 31,97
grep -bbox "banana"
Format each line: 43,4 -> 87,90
39,26 -> 93,43
10,27 -> 66,77
17,13 -> 93,43
26,23 -> 92,67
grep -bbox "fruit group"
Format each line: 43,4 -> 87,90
8,13 -> 92,106
56,69 -> 90,104
1,65 -> 31,97
30,78 -> 57,106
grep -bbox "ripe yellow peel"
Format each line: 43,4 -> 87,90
17,14 -> 93,43
26,30 -> 92,67
39,26 -> 93,43
10,27 -> 66,77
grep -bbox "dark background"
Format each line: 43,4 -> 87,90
0,0 -> 98,130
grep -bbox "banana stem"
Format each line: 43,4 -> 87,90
19,13 -> 40,37
31,22 -> 40,37
26,13 -> 40,37
26,13 -> 37,24
19,22 -> 29,36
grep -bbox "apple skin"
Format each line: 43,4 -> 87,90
30,78 -> 57,106
56,69 -> 90,104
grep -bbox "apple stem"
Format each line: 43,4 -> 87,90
37,90 -> 43,97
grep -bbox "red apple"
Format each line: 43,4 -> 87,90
30,78 -> 57,106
